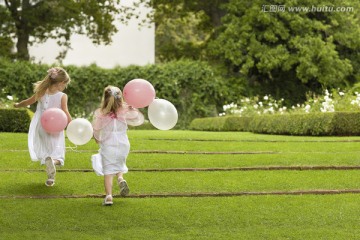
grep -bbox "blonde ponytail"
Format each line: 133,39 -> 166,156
33,67 -> 71,100
100,86 -> 123,115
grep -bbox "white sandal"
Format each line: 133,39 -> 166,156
103,195 -> 113,206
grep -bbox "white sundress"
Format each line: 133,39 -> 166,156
28,92 -> 66,165
91,108 -> 130,176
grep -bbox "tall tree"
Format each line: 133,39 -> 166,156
1,0 -> 138,60
149,0 -> 229,62
0,4 -> 14,58
209,0 -> 360,103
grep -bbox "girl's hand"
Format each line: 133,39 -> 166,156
14,95 -> 36,108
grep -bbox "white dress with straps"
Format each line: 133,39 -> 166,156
28,92 -> 65,165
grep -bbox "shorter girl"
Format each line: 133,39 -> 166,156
92,85 -> 130,206
14,67 -> 72,186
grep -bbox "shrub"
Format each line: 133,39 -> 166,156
190,112 -> 360,136
248,113 -> 335,135
189,117 -> 228,131
1,58 -> 227,129
0,108 -> 33,132
189,116 -> 252,131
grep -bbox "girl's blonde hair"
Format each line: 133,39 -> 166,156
100,85 -> 124,115
33,67 -> 71,100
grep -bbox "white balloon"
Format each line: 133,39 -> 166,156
148,99 -> 178,130
66,118 -> 93,145
125,108 -> 145,126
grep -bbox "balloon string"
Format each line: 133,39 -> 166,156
66,144 -> 79,152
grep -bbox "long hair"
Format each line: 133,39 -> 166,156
33,67 -> 71,100
100,85 -> 124,115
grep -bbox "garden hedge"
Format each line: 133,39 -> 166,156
0,108 -> 33,132
0,58 -> 228,129
190,112 -> 360,136
189,116 -> 251,132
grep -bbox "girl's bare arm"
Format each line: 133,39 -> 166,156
14,95 -> 37,108
61,93 -> 72,124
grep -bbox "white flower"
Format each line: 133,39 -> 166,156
264,96 -> 269,100
6,95 -> 13,100
339,91 -> 345,96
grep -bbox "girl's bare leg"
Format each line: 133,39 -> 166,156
116,172 -> 124,181
103,175 -> 114,205
104,175 -> 114,196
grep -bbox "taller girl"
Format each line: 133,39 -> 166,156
15,67 -> 72,187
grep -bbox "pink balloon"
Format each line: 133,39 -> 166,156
41,108 -> 68,133
123,79 -> 155,108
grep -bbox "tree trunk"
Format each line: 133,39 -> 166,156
16,29 -> 30,60
15,0 -> 31,60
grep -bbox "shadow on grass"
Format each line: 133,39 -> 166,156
1,181 -> 80,196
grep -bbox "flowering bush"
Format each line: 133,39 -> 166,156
221,95 -> 287,117
220,89 -> 360,117
0,90 -> 17,109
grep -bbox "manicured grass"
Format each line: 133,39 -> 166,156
1,170 -> 360,196
3,151 -> 360,170
1,130 -> 360,239
1,195 -> 360,239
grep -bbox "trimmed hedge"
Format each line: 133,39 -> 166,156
0,58 -> 228,129
189,116 -> 251,132
190,112 -> 360,136
0,108 -> 33,132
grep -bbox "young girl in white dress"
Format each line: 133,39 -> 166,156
14,67 -> 72,187
92,85 -> 131,206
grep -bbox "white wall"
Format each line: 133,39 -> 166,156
29,1 -> 154,68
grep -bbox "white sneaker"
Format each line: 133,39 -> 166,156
45,157 -> 56,186
118,179 -> 130,196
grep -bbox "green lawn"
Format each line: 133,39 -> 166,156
1,130 -> 360,239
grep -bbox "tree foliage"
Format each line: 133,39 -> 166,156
0,4 -> 14,58
0,0 -> 140,60
208,0 -> 360,103
154,4 -> 209,62
0,58 -> 228,128
149,0 -> 228,62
